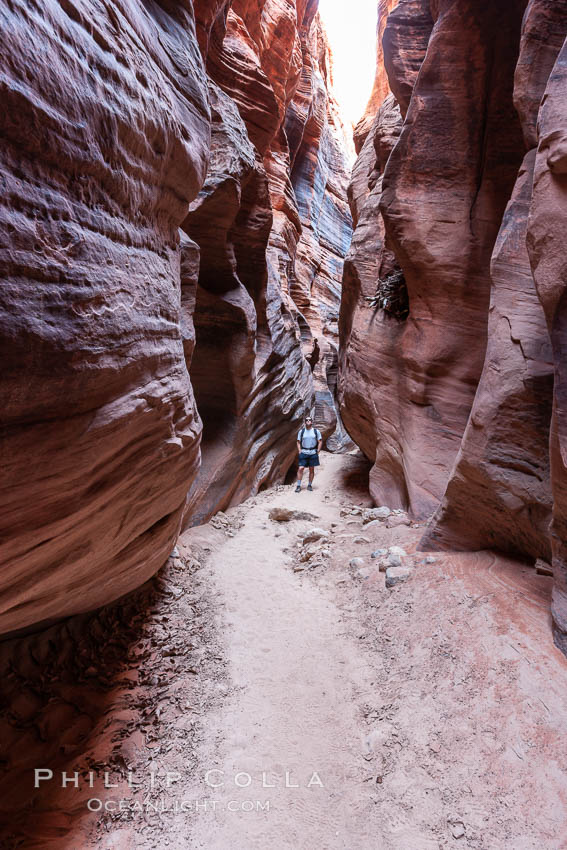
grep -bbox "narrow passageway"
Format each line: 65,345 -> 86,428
176,452 -> 567,850
3,452 -> 567,849
4,1 -> 567,848
185,454 -> 380,849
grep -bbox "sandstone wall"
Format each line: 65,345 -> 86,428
525,2 -> 567,651
339,0 -> 567,650
353,0 -> 400,154
184,0 -> 353,521
286,17 -> 354,451
0,0 -> 350,632
0,0 -> 210,635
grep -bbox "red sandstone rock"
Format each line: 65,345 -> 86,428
339,93 -> 402,471
341,0 -> 527,519
0,0 -> 210,634
194,0 -> 231,60
382,0 -> 433,118
423,150 -> 554,560
182,70 -> 309,523
514,0 -> 567,150
287,18 -> 354,449
379,0 -> 527,518
527,35 -> 567,652
182,0 -> 354,521
353,0 -> 400,154
341,0 -> 567,657
0,0 -> 350,633
423,0 -> 567,562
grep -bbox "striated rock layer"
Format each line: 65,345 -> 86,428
353,0 -> 400,154
526,4 -> 567,651
0,0 -> 210,635
339,0 -> 567,651
0,0 -> 351,633
184,0 -> 353,521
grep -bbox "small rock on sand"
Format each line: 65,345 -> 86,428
339,506 -> 362,517
302,527 -> 329,544
387,546 -> 407,567
269,508 -> 318,522
299,545 -> 319,563
350,557 -> 365,569
353,536 -> 370,545
362,507 -> 391,523
386,514 -> 411,529
385,566 -> 412,588
447,818 -> 466,840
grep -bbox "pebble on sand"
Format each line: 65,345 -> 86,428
350,557 -> 365,569
385,566 -> 412,588
362,507 -> 391,523
303,528 -> 330,544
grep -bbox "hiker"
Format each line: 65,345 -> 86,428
295,416 -> 323,492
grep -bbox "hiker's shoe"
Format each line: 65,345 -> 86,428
307,484 -> 313,492
295,484 -> 301,493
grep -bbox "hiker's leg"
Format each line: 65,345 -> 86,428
297,466 -> 305,482
308,466 -> 315,483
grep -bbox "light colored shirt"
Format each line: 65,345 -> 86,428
298,427 -> 320,455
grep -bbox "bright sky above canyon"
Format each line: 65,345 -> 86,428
318,0 -> 377,130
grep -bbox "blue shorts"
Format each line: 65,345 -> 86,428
298,452 -> 320,468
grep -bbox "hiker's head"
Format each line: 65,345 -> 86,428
305,416 -> 313,427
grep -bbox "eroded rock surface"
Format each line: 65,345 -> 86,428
424,0 -> 567,561
0,0 -> 210,634
0,0 -> 351,632
526,10 -> 567,651
339,0 -> 567,652
183,2 -> 352,521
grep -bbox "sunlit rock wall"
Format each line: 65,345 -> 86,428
184,0 -> 352,521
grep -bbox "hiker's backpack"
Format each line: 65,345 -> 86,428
299,427 -> 321,449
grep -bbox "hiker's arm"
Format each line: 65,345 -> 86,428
317,437 -> 323,452
297,440 -> 302,453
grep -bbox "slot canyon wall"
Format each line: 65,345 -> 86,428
0,0 -> 352,633
339,0 -> 567,651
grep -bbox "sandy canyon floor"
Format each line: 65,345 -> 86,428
2,452 -> 567,849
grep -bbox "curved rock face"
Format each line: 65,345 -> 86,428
1,0 -> 351,632
527,17 -> 567,651
378,0 -> 527,518
183,2 -> 352,521
353,0 -> 400,153
425,0 -> 567,561
287,17 -> 354,450
0,0 -> 210,634
423,149 -> 554,561
340,0 -> 567,652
